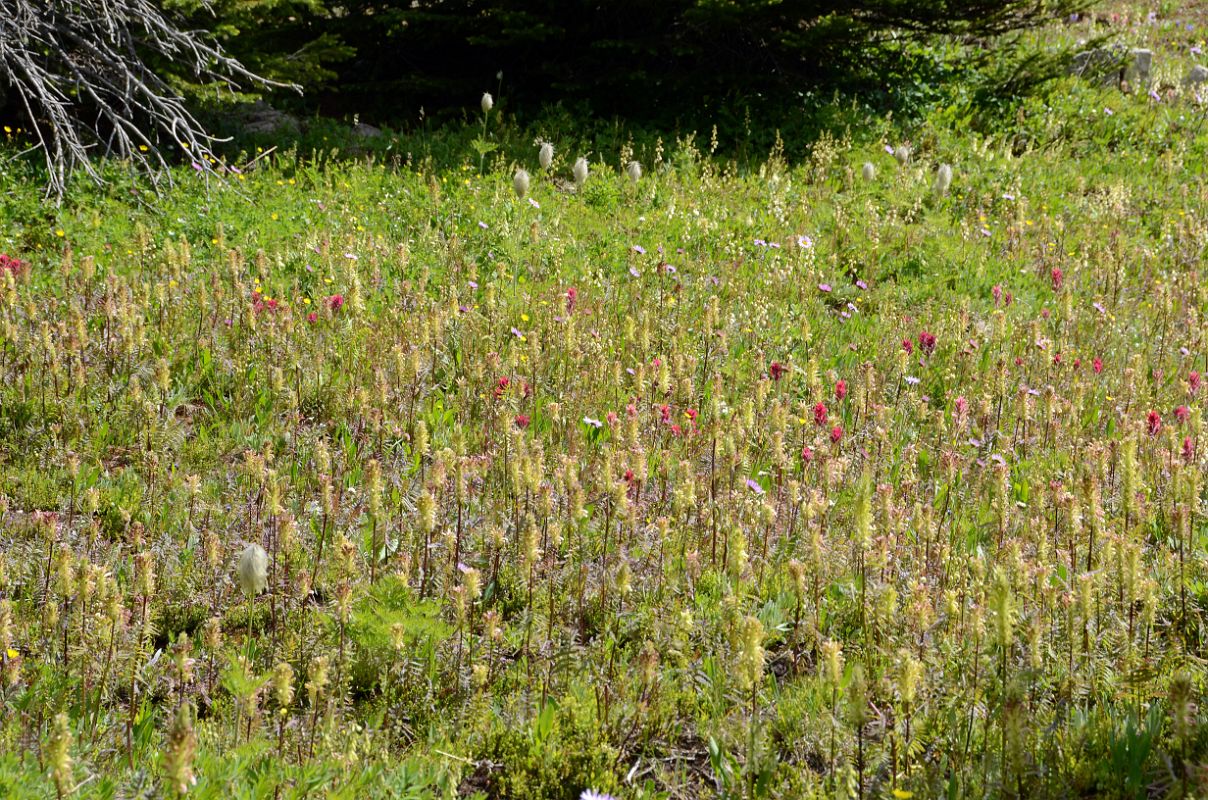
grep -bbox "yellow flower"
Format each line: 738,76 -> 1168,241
521,314 -> 530,322
271,213 -> 279,221
892,791 -> 914,799
303,298 -> 311,305
55,229 -> 65,237
5,649 -> 17,659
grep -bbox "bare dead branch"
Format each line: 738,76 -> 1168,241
0,0 -> 298,198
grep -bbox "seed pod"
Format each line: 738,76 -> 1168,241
513,168 -> 530,198
237,544 -> 268,597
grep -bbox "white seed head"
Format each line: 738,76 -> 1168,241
573,156 -> 589,186
539,142 -> 554,171
934,163 -> 953,194
513,168 -> 530,198
237,543 -> 268,597
480,93 -> 493,114
626,160 -> 642,183
893,144 -> 911,165
861,162 -> 876,181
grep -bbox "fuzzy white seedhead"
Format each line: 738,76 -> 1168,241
934,163 -> 953,194
237,543 -> 268,597
513,168 -> 531,198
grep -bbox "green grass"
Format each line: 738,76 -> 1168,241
0,8 -> 1206,800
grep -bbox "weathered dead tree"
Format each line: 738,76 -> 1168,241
0,0 -> 292,196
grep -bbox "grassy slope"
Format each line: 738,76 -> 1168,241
0,7 -> 1206,800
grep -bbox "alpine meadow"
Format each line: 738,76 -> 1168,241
0,3 -> 1206,799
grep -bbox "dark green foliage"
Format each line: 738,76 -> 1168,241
185,0 -> 1088,128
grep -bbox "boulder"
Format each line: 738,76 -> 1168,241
353,121 -> 383,138
241,101 -> 301,136
1185,64 -> 1208,85
1069,46 -> 1152,89
1124,49 -> 1152,89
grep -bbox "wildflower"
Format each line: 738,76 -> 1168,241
513,168 -> 530,198
1189,371 -> 1201,395
566,286 -> 578,312
1174,405 -> 1190,424
934,163 -> 953,194
237,543 -> 268,597
1146,410 -> 1162,437
736,615 -> 765,689
992,284 -> 1002,305
583,416 -> 603,428
1183,436 -> 1196,463
801,445 -> 814,463
480,93 -> 493,114
917,330 -> 937,356
901,338 -> 914,355
626,160 -> 642,183
515,414 -> 530,429
861,162 -> 876,181
48,712 -> 73,798
813,402 -> 828,427
769,361 -> 786,381
573,157 -> 589,186
893,144 -> 911,165
830,425 -> 844,443
745,478 -> 765,495
0,254 -> 24,275
539,141 -> 554,170
1093,357 -> 1104,374
1050,267 -> 1063,291
164,703 -> 198,794
327,294 -> 345,312
580,791 -> 617,800
818,283 -> 832,292
835,379 -> 847,401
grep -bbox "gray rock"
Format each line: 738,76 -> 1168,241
241,101 -> 300,136
1069,46 -> 1151,89
353,122 -> 383,138
1185,65 -> 1208,85
1124,49 -> 1152,89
